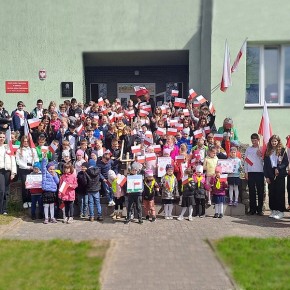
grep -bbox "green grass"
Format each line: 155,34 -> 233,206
0,215 -> 15,225
215,237 -> 290,290
0,239 -> 109,290
0,202 -> 25,225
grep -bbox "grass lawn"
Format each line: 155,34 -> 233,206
0,239 -> 109,290
0,215 -> 15,225
215,237 -> 290,290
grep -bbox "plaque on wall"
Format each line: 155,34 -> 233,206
61,82 -> 73,98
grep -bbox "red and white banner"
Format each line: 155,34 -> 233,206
101,107 -> 108,115
167,128 -> 177,136
145,131 -> 153,139
176,155 -> 185,163
175,123 -> 184,131
209,102 -> 215,114
144,137 -> 153,146
134,86 -> 149,97
117,174 -> 127,187
193,101 -> 200,107
99,131 -> 104,140
214,134 -> 224,141
76,124 -> 84,135
98,97 -> 104,106
152,145 -> 161,153
220,40 -> 232,92
141,105 -> 151,112
194,129 -> 203,139
137,155 -> 145,164
125,110 -> 135,118
145,153 -> 156,162
108,113 -> 115,122
115,113 -> 124,120
156,127 -> 166,136
171,89 -> 179,97
93,115 -> 99,121
174,98 -> 186,108
188,89 -> 198,100
258,102 -> 272,155
169,119 -> 178,127
286,137 -> 290,149
244,157 -> 253,166
160,106 -> 167,114
27,118 -> 41,129
220,174 -> 228,183
231,38 -> 247,73
196,95 -> 207,104
48,142 -> 58,154
204,126 -> 211,134
182,175 -> 189,185
183,109 -> 189,116
59,181 -> 69,194
139,109 -> 149,117
131,145 -> 141,154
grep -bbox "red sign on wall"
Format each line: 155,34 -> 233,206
6,81 -> 29,93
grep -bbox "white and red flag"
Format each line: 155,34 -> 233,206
175,123 -> 184,131
258,101 -> 273,155
169,119 -> 178,127
99,131 -> 104,140
220,174 -> 228,183
171,89 -> 179,97
137,155 -> 145,164
108,113 -> 115,122
59,181 -> 69,194
115,113 -> 124,120
167,128 -> 177,136
174,98 -> 186,108
145,153 -> 156,162
28,118 -> 41,129
203,126 -> 211,134
41,146 -> 48,153
213,134 -> 224,141
209,102 -> 215,114
117,174 -> 127,187
49,142 -> 58,154
193,101 -> 200,107
134,86 -> 149,97
196,95 -> 207,104
145,131 -> 153,139
160,106 -> 167,114
93,115 -> 99,122
220,40 -> 232,92
194,129 -> 203,139
98,97 -> 104,106
144,137 -> 153,146
131,145 -> 141,154
139,109 -> 149,117
76,124 -> 84,136
182,175 -> 189,185
125,110 -> 135,119
152,145 -> 162,153
188,89 -> 197,100
141,105 -> 152,112
176,155 -> 185,163
183,109 -> 190,116
156,127 -> 166,136
231,38 -> 247,73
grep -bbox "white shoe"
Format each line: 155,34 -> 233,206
130,213 -> 134,220
165,216 -> 170,220
67,217 -> 73,224
23,202 -> 28,209
169,216 -> 173,220
108,200 -> 115,207
27,202 -> 32,208
177,216 -> 184,221
273,211 -> 284,220
269,210 -> 277,218
188,216 -> 193,221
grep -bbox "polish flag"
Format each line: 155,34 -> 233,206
204,126 -> 211,134
117,174 -> 127,187
139,109 -> 149,117
5,129 -> 15,156
98,97 -> 104,106
12,144 -> 20,153
28,118 -> 41,129
152,145 -> 161,153
41,146 -> 49,153
174,98 -> 186,108
28,133 -> 36,148
160,106 -> 167,114
76,124 -> 84,135
171,89 -> 179,97
194,129 -> 203,139
108,113 -> 115,122
214,134 -> 224,141
220,174 -> 228,183
286,137 -> 290,149
220,40 -> 232,92
131,145 -> 141,154
209,102 -> 215,114
141,105 -> 152,112
167,128 -> 177,136
125,110 -> 135,118
99,131 -> 104,140
81,114 -> 86,121
176,155 -> 185,163
169,119 -> 178,127
193,101 -> 200,107
175,123 -> 184,131
156,127 -> 166,136
115,113 -> 124,120
196,95 -> 207,104
244,157 -> 253,166
144,137 -> 153,146
101,107 -> 108,115
49,142 -> 58,154
145,153 -> 156,161
258,102 -> 272,155
93,115 -> 99,122
182,175 -> 189,185
183,109 -> 190,116
137,155 -> 145,164
188,89 -> 198,100
231,38 -> 247,73
139,102 -> 147,108
134,86 -> 149,97
59,181 -> 69,194
145,131 -> 153,139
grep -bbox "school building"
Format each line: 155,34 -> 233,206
1,0 -> 290,142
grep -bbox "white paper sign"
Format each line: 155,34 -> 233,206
157,157 -> 172,177
217,159 -> 234,173
127,175 -> 143,193
25,175 -> 42,189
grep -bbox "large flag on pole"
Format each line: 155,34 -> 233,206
258,101 -> 273,154
231,38 -> 247,73
220,40 -> 232,92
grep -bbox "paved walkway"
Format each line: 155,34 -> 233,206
1,212 -> 289,290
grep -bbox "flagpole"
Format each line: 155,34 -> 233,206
211,83 -> 220,93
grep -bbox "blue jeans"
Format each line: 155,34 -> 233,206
102,181 -> 113,203
88,192 -> 102,217
31,194 -> 43,218
79,194 -> 88,216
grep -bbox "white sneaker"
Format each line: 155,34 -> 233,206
177,216 -> 184,221
188,216 -> 193,221
269,210 -> 275,218
169,216 -> 173,220
108,200 -> 115,207
130,213 -> 134,220
67,217 -> 73,224
27,202 -> 32,208
23,202 -> 28,209
273,211 -> 284,220
165,216 -> 170,220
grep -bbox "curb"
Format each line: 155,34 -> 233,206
0,217 -> 23,237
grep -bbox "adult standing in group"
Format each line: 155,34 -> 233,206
30,99 -> 44,119
263,135 -> 288,220
0,132 -> 17,214
15,135 -> 39,208
0,101 -> 11,133
11,101 -> 29,138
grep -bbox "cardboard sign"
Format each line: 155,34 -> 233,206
157,157 -> 172,177
127,175 -> 143,193
25,175 -> 42,189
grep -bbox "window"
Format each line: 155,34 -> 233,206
245,44 -> 290,106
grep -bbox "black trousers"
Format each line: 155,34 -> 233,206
64,201 -> 74,218
127,194 -> 142,220
287,175 -> 290,206
18,168 -> 32,203
114,196 -> 125,210
248,172 -> 264,213
0,169 -> 11,214
195,198 -> 205,216
268,176 -> 286,212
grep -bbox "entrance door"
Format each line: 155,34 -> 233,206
90,83 -> 107,102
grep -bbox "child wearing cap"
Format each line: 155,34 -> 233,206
28,162 -> 44,220
210,166 -> 227,218
143,169 -> 159,222
193,165 -> 209,218
161,164 -> 179,219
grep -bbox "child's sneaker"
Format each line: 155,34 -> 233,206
50,218 -> 57,223
145,215 -> 150,220
43,219 -> 49,224
177,216 -> 184,221
199,215 -> 205,218
151,216 -> 156,222
165,216 -> 170,220
108,200 -> 115,207
168,216 -> 173,220
213,213 -> 219,218
138,219 -> 143,224
218,214 -> 223,218
228,200 -> 233,206
188,216 -> 193,221
63,217 -> 68,223
234,201 -> 238,206
80,213 -> 85,219
67,217 -> 73,224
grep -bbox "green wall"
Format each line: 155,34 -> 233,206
0,0 -> 203,112
211,0 -> 290,142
